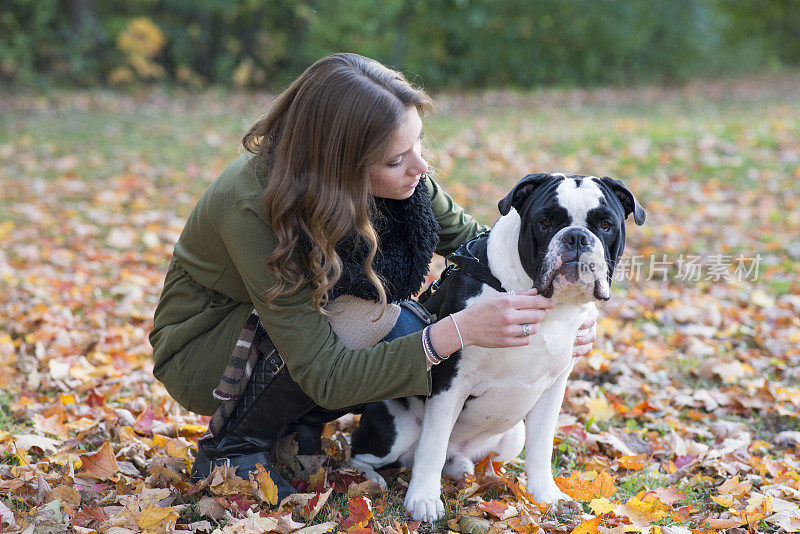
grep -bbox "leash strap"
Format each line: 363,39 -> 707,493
418,232 -> 506,303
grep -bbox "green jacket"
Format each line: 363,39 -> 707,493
150,154 -> 487,415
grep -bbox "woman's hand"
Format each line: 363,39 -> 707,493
573,305 -> 599,357
427,289 -> 553,361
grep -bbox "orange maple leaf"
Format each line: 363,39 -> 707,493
617,454 -> 647,471
555,471 -> 617,502
500,475 -> 539,505
340,496 -> 373,529
570,516 -> 601,534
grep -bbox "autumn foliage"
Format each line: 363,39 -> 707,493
2,75 -> 800,533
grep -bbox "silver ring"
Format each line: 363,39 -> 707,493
521,323 -> 531,337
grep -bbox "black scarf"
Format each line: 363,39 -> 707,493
308,176 -> 440,303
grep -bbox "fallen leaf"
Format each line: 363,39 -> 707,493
615,492 -> 669,527
459,515 -> 491,534
272,512 -> 306,534
586,397 -> 616,423
308,467 -> 328,493
12,433 -> 61,453
48,485 -> 82,509
208,464 -> 253,497
718,475 -> 752,497
339,496 -> 373,529
196,496 -> 226,522
136,506 -> 179,533
556,471 -> 617,502
589,497 -> 615,515
251,463 -> 279,506
293,521 -> 338,534
702,516 -> 743,529
34,413 -> 70,437
478,499 -> 518,520
0,500 -> 18,530
571,516 -> 601,534
79,441 -> 119,481
616,455 -> 647,470
654,486 -> 685,506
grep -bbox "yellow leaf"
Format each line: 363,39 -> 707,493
59,394 -> 76,405
0,220 -> 13,240
137,505 -> 179,532
570,516 -> 601,534
741,494 -> 773,525
586,397 -> 615,423
589,497 -> 615,515
712,495 -> 736,508
66,417 -> 99,433
165,438 -> 193,461
178,423 -> 207,435
252,463 -> 279,505
616,493 -> 668,528
718,475 -> 752,497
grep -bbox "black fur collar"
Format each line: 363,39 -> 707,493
327,176 -> 440,303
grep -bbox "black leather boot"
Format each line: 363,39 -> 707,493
190,339 -> 317,501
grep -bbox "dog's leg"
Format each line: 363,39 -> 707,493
404,391 -> 464,523
493,420 -> 526,462
524,366 -> 572,504
351,400 -> 422,488
443,453 -> 474,480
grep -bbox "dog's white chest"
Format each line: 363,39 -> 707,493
450,306 -> 586,438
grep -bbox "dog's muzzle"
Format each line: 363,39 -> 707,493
540,227 -> 609,299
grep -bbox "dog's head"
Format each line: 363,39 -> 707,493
498,172 -> 645,301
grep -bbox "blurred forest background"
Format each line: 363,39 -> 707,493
2,0 -> 800,90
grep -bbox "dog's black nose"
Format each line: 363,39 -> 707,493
561,228 -> 590,249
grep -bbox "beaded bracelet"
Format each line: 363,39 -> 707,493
422,325 -> 448,365
422,340 -> 441,365
421,326 -> 440,364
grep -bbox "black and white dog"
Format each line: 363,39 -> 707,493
351,173 -> 645,522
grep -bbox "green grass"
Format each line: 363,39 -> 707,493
0,393 -> 18,433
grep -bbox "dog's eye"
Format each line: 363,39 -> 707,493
539,219 -> 552,230
599,221 -> 612,231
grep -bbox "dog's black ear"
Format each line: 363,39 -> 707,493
498,172 -> 554,215
597,176 -> 646,226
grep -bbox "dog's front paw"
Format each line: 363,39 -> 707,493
527,477 -> 571,505
404,490 -> 445,522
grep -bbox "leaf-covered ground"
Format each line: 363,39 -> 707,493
1,74 -> 799,534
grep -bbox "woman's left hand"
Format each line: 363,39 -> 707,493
573,305 -> 599,357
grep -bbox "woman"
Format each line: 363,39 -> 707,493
150,53 -> 596,498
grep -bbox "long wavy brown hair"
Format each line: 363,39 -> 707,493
243,53 -> 433,312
